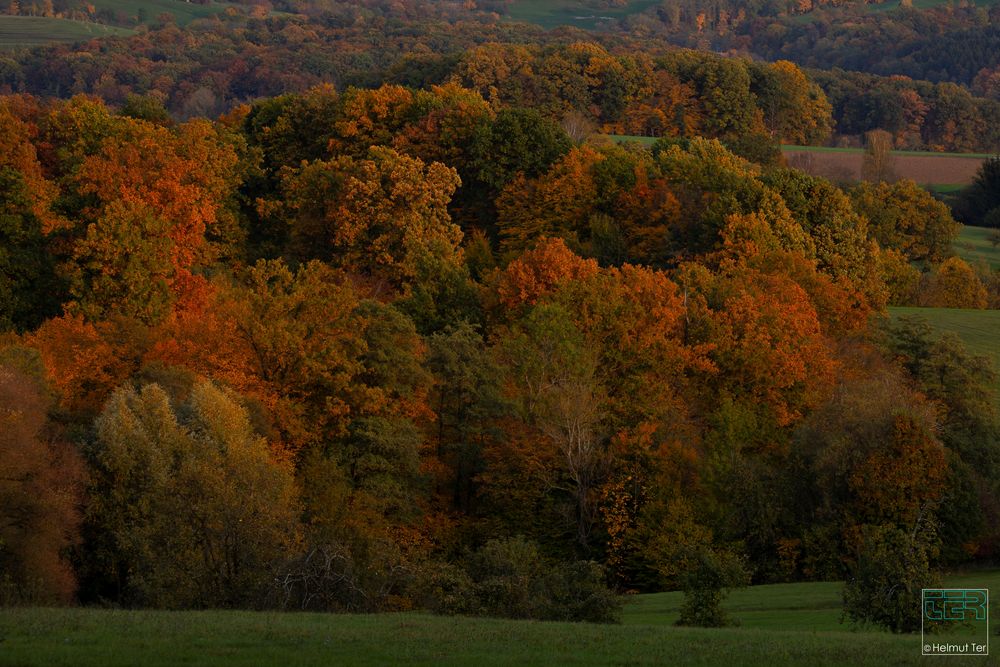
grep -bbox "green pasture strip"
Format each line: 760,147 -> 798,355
0,15 -> 131,48
953,225 -> 1000,271
505,0 -> 661,30
2,571 -> 998,666
888,306 -> 1000,408
89,0 -> 233,26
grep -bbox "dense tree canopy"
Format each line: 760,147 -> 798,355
0,21 -> 996,624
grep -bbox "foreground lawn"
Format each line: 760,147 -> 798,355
0,606 -> 991,667
2,570 -> 997,666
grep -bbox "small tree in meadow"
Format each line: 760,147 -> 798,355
842,520 -> 941,633
676,548 -> 749,628
861,129 -> 895,183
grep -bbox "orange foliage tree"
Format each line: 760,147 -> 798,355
496,147 -> 605,255
281,146 -> 462,292
25,314 -> 149,417
46,109 -> 243,323
0,358 -> 83,603
150,260 -> 366,458
492,237 -> 599,312
707,268 -> 836,427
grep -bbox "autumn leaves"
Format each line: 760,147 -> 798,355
0,77 -> 993,612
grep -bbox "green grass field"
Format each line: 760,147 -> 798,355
1,570 -> 997,666
0,15 -> 132,48
954,225 -> 1000,271
867,0 -> 997,13
929,183 -> 966,194
888,306 -> 1000,407
603,134 -> 658,146
89,0 -> 235,26
0,1 -> 245,49
505,0 -> 661,29
887,307 -> 1000,365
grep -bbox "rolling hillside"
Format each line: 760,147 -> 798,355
0,1 -> 238,49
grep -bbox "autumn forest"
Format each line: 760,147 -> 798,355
1,0 -> 999,645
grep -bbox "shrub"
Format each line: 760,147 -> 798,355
410,561 -> 477,616
842,522 -> 940,633
676,548 -> 749,628
417,536 -> 621,623
468,536 -> 543,619
271,539 -> 409,613
537,560 -> 622,624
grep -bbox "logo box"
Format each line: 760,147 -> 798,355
921,588 -> 989,657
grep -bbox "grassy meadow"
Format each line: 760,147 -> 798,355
0,16 -> 131,48
954,225 -> 1000,271
603,134 -> 658,147
2,570 -> 997,666
505,0 -> 661,30
888,306 -> 1000,407
866,0 -> 997,12
0,1 -> 239,49
88,0 -> 236,26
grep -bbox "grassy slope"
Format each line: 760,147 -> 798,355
888,306 -> 1000,406
628,569 -> 1000,628
2,571 -> 998,666
624,580 -> 844,629
954,225 -> 1000,271
0,1 -> 235,49
867,0 -> 997,13
0,15 -> 131,48
89,0 -> 233,26
505,0 -> 661,30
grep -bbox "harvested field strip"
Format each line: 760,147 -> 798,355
782,149 -> 985,185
